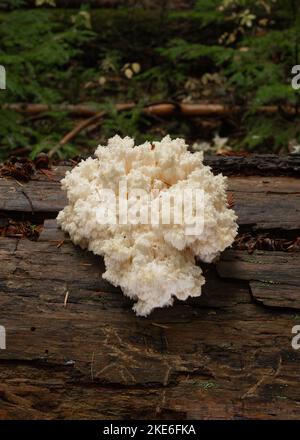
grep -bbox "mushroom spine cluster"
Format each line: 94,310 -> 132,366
57,135 -> 238,316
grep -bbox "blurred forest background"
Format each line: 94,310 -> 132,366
1,0 -> 300,161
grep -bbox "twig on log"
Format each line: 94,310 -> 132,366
21,190 -> 34,214
64,291 -> 69,307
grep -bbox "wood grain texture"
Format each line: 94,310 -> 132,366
0,167 -> 68,215
1,165 -> 300,230
0,221 -> 300,419
204,154 -> 300,177
217,249 -> 300,309
0,157 -> 300,419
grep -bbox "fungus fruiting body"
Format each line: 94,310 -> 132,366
57,135 -> 238,316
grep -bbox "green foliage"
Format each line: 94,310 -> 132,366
0,8 -> 95,160
100,102 -> 151,144
0,10 -> 94,103
1,1 -> 300,160
157,0 -> 300,150
158,38 -> 234,64
0,0 -> 26,10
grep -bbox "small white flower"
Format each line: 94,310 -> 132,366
291,145 -> 300,154
131,63 -> 141,74
124,68 -> 134,79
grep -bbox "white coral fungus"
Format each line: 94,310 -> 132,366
57,135 -> 238,316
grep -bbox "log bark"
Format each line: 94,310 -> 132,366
0,156 -> 300,420
204,154 -> 300,177
1,165 -> 300,230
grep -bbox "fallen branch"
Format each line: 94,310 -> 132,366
4,101 -> 299,157
3,102 -> 297,118
48,111 -> 104,158
58,112 -> 105,146
48,103 -> 135,158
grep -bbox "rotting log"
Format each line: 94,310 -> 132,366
0,155 -> 300,420
3,102 -> 299,118
205,154 -> 300,177
1,163 -> 300,229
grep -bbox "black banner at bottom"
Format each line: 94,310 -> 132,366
0,420 -> 297,438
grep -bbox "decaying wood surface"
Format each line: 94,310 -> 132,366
1,165 -> 300,229
0,156 -> 300,420
205,154 -> 300,176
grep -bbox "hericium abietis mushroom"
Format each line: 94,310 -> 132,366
57,135 -> 238,316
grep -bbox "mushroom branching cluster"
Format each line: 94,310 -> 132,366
57,136 -> 238,316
